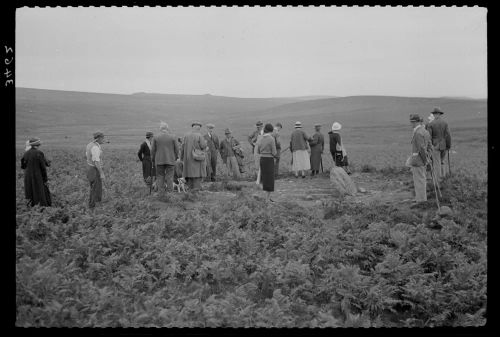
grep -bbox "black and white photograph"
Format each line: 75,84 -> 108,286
13,5 -> 488,328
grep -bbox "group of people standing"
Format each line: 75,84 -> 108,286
408,107 -> 452,204
19,106 -> 451,208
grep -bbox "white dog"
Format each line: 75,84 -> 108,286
152,177 -> 187,193
173,177 -> 187,193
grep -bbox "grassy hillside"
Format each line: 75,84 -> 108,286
16,88 -> 486,152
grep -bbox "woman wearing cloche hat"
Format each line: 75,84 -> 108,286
21,137 -> 52,207
289,121 -> 312,178
328,122 -> 350,173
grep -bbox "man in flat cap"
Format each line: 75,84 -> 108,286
309,124 -> 325,176
204,123 -> 220,182
181,121 -> 208,190
138,131 -> 156,188
151,122 -> 179,195
427,107 -> 451,183
220,128 -> 241,180
248,121 -> 264,179
407,114 -> 431,204
86,131 -> 106,208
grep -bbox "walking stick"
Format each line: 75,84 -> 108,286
149,162 -> 154,195
447,149 -> 451,176
427,154 -> 441,210
320,156 -> 324,173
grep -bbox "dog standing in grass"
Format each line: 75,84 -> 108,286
173,160 -> 187,192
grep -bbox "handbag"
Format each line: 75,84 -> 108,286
192,148 -> 206,161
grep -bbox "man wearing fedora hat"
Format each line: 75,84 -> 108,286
204,123 -> 220,182
86,131 -> 106,208
427,107 -> 451,182
21,137 -> 52,207
181,121 -> 208,190
151,122 -> 179,195
219,128 -> 241,180
309,123 -> 325,176
138,131 -> 156,188
290,121 -> 311,178
249,121 -> 264,179
408,114 -> 431,203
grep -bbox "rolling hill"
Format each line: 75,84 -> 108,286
15,87 -> 487,147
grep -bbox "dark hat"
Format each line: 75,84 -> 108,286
256,120 -> 263,127
28,137 -> 41,146
409,114 -> 421,122
431,107 -> 444,115
93,131 -> 104,139
192,121 -> 202,127
275,122 -> 282,128
224,128 -> 232,134
146,131 -> 153,138
264,123 -> 274,133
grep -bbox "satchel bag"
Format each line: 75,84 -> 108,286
192,148 -> 206,161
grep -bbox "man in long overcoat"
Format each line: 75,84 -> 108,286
204,123 -> 220,182
427,107 -> 451,182
309,123 -> 325,176
151,123 -> 179,194
181,121 -> 208,190
21,138 -> 52,207
137,131 -> 155,187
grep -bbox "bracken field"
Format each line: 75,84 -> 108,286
15,134 -> 487,327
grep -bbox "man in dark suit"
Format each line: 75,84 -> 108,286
204,123 -> 220,182
151,122 -> 179,195
137,131 -> 155,187
427,107 -> 451,182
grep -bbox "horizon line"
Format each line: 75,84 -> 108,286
15,86 -> 488,101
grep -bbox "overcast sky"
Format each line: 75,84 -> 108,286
16,6 -> 487,98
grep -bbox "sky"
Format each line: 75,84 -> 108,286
16,6 -> 487,98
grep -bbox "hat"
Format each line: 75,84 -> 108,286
224,128 -> 232,134
431,107 -> 444,115
275,122 -> 282,128
192,121 -> 202,127
146,131 -> 153,138
93,131 -> 104,139
409,114 -> 421,122
264,123 -> 274,133
331,122 -> 342,131
28,137 -> 41,146
206,123 -> 215,129
314,123 -> 321,128
256,120 -> 263,127
294,121 -> 302,128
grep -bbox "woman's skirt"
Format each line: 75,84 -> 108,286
292,150 -> 311,171
260,157 -> 275,192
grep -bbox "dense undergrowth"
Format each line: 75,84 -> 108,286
15,149 -> 487,327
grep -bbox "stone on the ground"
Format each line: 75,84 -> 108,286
358,187 -> 367,193
305,195 -> 313,200
437,206 -> 453,217
330,167 -> 357,196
